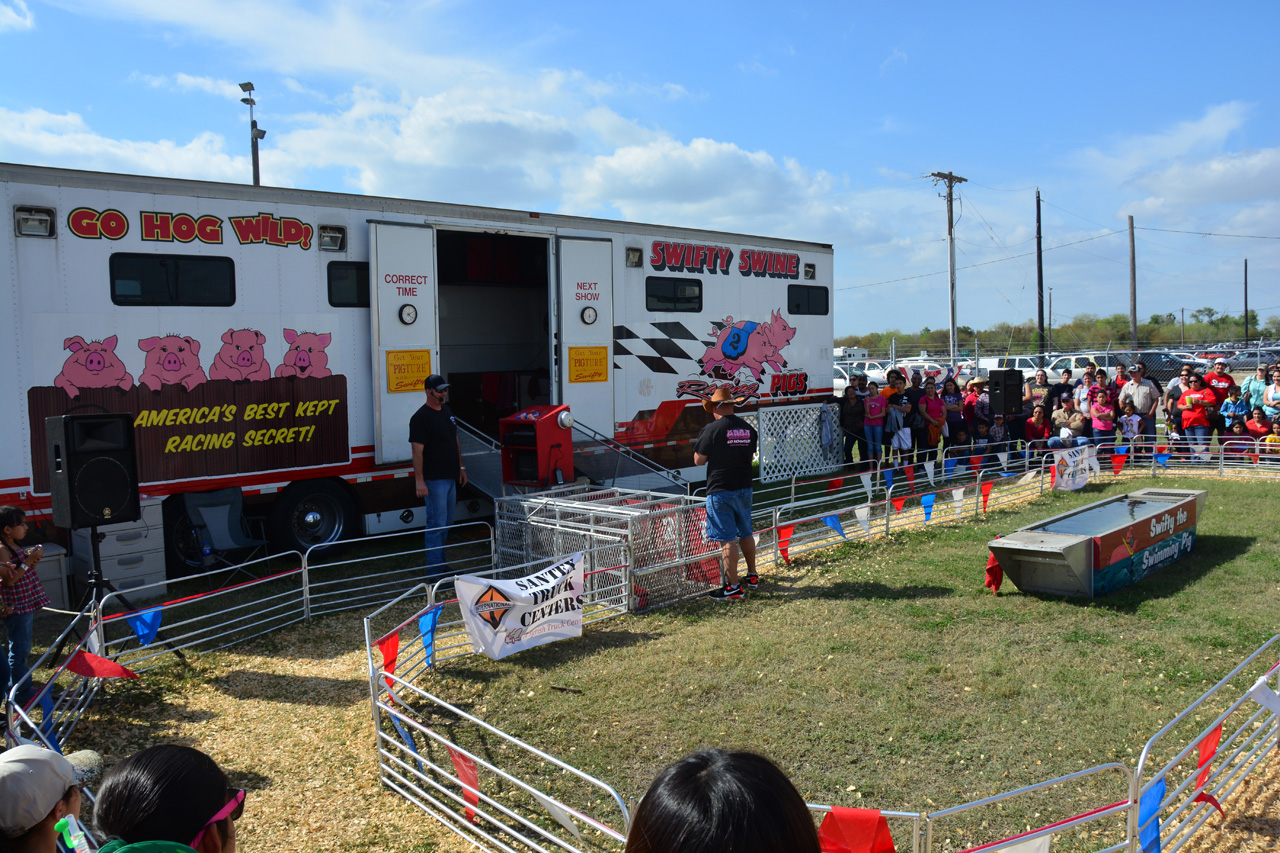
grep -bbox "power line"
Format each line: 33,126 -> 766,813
836,229 -> 1124,291
1136,226 -> 1280,240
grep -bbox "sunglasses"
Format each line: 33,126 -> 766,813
190,789 -> 245,848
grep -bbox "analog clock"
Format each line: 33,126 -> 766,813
398,303 -> 417,325
581,306 -> 598,325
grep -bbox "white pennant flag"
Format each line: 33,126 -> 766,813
1018,470 -> 1038,486
951,487 -> 966,518
854,505 -> 871,537
991,834 -> 1051,853
531,790 -> 582,841
923,461 -> 936,485
997,451 -> 1009,469
859,473 -> 873,496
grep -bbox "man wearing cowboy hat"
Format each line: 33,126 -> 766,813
693,388 -> 759,601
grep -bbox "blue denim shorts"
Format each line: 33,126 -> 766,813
705,487 -> 753,542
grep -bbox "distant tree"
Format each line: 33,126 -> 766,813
1191,307 -> 1218,324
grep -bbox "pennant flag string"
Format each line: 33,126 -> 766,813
778,524 -> 795,564
65,650 -> 139,680
126,607 -> 163,647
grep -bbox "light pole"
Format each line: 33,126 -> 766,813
239,82 -> 266,186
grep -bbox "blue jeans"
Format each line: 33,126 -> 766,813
1048,436 -> 1090,449
706,488 -> 753,543
863,424 -> 883,457
423,478 -> 457,575
2,611 -> 35,709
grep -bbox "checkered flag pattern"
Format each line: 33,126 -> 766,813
612,321 -> 711,374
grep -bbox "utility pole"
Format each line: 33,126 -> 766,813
1128,215 -> 1138,349
1047,287 -> 1053,353
930,171 -> 967,370
1180,308 -> 1185,348
1036,189 -> 1044,365
1243,259 -> 1249,345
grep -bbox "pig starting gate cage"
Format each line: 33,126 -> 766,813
494,486 -> 723,613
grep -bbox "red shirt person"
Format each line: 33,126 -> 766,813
1205,359 -> 1237,405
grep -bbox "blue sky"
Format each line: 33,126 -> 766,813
3,1 -> 1278,338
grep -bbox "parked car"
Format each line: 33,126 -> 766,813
841,359 -> 889,384
832,364 -> 866,395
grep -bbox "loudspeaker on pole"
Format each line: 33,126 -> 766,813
987,369 -> 1026,417
45,413 -> 141,529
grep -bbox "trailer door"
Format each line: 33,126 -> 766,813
369,222 -> 437,465
557,238 -> 614,433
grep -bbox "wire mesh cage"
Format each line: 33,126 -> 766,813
758,402 -> 842,482
495,486 -> 722,614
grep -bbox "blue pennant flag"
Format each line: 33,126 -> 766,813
1021,449 -> 1029,459
883,468 -> 894,490
821,515 -> 847,539
419,606 -> 443,668
1139,775 -> 1166,853
126,608 -> 163,646
998,471 -> 1017,477
38,691 -> 61,752
921,493 -> 935,522
1114,445 -> 1129,456
389,715 -> 425,774
944,458 -> 957,478
1154,452 -> 1171,469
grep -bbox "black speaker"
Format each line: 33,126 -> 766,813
45,414 -> 141,529
987,369 -> 1025,416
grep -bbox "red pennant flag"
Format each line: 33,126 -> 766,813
903,465 -> 916,488
65,650 -> 139,680
968,456 -> 981,471
777,524 -> 795,565
1193,724 -> 1225,816
826,477 -> 845,494
818,807 -> 894,853
1156,444 -> 1168,453
447,745 -> 481,822
980,480 -> 993,512
1049,466 -> 1057,488
985,551 -> 1003,595
1249,453 -> 1261,465
1111,452 -> 1127,476
377,632 -> 400,690
891,496 -> 906,513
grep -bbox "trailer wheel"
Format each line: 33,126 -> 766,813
269,479 -> 356,556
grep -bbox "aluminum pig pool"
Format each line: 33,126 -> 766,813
987,488 -> 1207,598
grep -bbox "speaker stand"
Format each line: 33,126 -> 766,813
49,527 -> 189,669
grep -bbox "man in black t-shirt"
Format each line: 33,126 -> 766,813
409,374 -> 468,575
693,388 -> 759,601
1048,370 -> 1074,412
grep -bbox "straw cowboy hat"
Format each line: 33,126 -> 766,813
702,387 -> 747,414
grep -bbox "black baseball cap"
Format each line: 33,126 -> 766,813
424,374 -> 450,392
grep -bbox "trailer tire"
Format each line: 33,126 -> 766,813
269,479 -> 357,556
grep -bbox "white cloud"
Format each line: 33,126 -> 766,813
879,48 -> 907,74
736,58 -> 777,77
134,72 -> 246,100
0,107 -> 246,181
1076,101 -> 1251,184
0,0 -> 33,31
1131,147 -> 1280,206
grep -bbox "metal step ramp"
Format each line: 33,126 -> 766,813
454,417 -> 688,500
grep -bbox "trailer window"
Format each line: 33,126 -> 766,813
645,276 -> 701,313
327,261 -> 370,307
787,284 -> 828,315
110,254 -> 235,306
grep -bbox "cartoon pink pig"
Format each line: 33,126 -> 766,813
209,328 -> 271,381
138,334 -> 207,391
275,329 -> 333,378
54,335 -> 134,398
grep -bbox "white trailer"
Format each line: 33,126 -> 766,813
2,163 -> 833,573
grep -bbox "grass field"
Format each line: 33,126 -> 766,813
53,474 -> 1280,852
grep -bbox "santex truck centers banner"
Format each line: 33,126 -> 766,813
455,554 -> 584,660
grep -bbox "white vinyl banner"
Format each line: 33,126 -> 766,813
1052,445 -> 1096,491
455,554 -> 585,660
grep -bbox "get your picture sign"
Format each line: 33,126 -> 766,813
455,554 -> 585,660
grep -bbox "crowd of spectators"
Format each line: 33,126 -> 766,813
833,357 -> 1280,466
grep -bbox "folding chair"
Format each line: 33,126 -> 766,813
184,488 -> 269,585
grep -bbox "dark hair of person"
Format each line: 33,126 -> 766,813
0,506 -> 24,531
94,745 -> 230,846
624,750 -> 819,853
